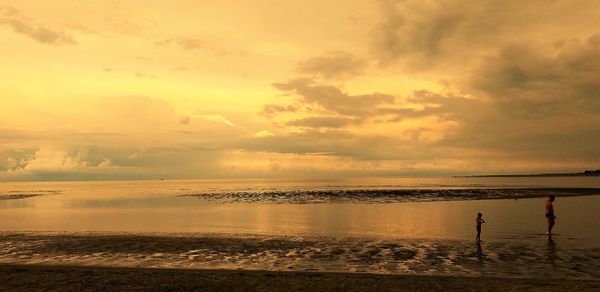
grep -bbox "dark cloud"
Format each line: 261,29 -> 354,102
297,51 -> 367,79
272,78 -> 395,117
260,34 -> 600,165
371,0 -> 598,69
374,36 -> 600,163
372,0 -> 464,66
261,104 -> 298,117
444,35 -> 600,161
472,36 -> 600,117
0,6 -> 77,45
380,90 -> 481,122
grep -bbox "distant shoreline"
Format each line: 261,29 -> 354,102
455,171 -> 600,178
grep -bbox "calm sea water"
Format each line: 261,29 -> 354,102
1,177 -> 599,243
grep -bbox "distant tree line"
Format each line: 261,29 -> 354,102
583,170 -> 600,174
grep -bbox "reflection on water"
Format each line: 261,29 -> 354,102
1,195 -> 599,247
476,242 -> 484,266
0,178 -> 599,247
547,237 -> 557,268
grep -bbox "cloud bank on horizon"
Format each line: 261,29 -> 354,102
1,0 -> 599,181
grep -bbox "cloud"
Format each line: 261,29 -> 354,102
297,51 -> 367,79
258,34 -> 600,166
4,157 -> 22,170
440,35 -> 600,160
372,0 -> 465,67
97,159 -> 115,168
0,6 -> 77,45
0,95 -> 253,180
272,78 -> 395,117
261,104 -> 299,117
0,145 -> 234,181
370,0 -> 598,70
286,116 -> 356,128
381,90 -> 481,122
6,147 -> 118,174
242,128 -> 447,162
472,35 -> 600,117
363,35 -> 600,163
191,114 -> 235,127
3,2 -> 599,179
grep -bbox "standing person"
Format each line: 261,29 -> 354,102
476,212 -> 485,243
545,196 -> 556,235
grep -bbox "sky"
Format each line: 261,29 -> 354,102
1,0 -> 599,181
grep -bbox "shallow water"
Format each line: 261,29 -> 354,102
0,177 -> 599,278
0,178 -> 599,243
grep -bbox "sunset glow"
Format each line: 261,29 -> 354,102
1,0 -> 599,181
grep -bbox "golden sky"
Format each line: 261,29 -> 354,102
1,0 -> 599,181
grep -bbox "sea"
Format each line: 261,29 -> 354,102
1,176 -> 599,278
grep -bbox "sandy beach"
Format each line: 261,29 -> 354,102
1,264 -> 600,291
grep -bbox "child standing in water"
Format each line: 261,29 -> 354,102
476,212 -> 485,243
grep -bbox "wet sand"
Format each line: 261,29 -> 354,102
2,233 -> 600,279
1,264 -> 599,291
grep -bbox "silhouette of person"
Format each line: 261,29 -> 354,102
545,196 -> 556,235
476,212 -> 485,243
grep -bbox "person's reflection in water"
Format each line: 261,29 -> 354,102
546,236 -> 557,269
476,241 -> 484,266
